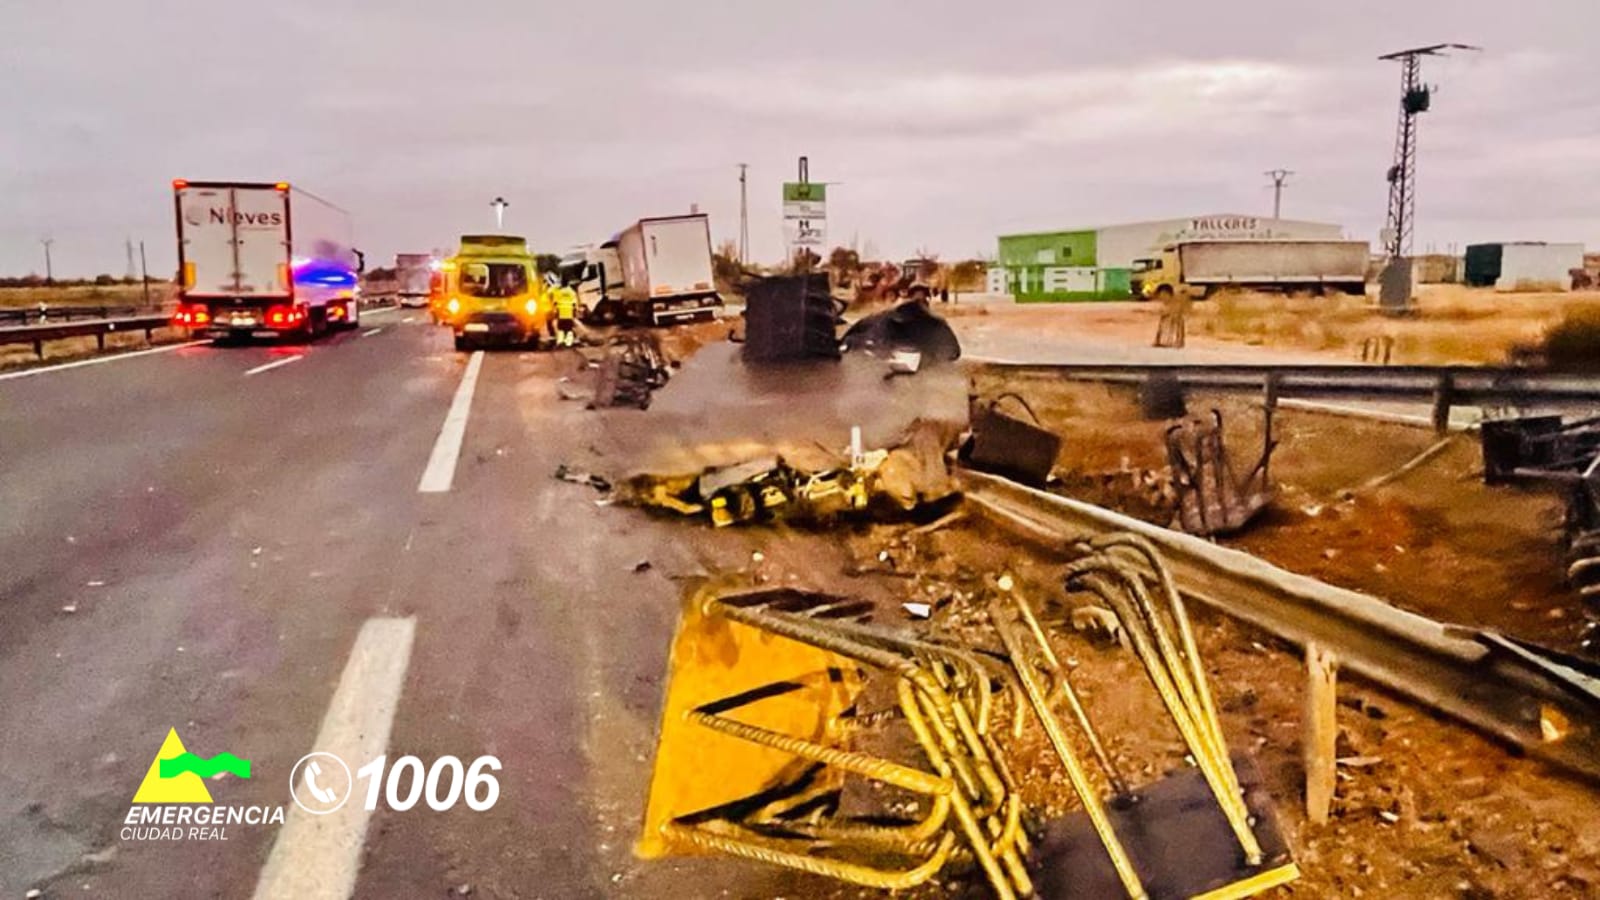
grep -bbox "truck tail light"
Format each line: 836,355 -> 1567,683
172,304 -> 210,326
265,305 -> 305,328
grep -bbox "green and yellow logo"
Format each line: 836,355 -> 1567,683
132,728 -> 253,804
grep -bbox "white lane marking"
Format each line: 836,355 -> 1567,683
362,327 -> 384,337
417,351 -> 484,493
244,355 -> 305,376
0,340 -> 210,382
362,305 -> 402,317
401,316 -> 417,324
251,617 -> 416,900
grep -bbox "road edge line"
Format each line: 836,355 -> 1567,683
0,340 -> 210,382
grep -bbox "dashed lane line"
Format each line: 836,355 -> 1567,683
416,350 -> 484,493
243,356 -> 305,376
251,617 -> 417,900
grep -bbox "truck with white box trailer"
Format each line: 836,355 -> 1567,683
1464,242 -> 1585,292
614,214 -> 721,324
171,179 -> 363,340
395,253 -> 434,306
1139,240 -> 1369,300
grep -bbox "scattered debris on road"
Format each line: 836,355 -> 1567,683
1165,409 -> 1276,536
960,393 -> 1061,487
639,537 -> 1298,898
590,333 -> 673,410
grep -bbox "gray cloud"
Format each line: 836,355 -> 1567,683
1,0 -> 1596,276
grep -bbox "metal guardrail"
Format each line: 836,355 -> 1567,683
0,314 -> 174,358
960,468 -> 1600,784
977,361 -> 1600,432
0,305 -> 163,326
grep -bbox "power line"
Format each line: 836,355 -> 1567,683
1264,169 -> 1293,219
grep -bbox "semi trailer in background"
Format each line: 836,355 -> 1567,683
612,214 -> 720,325
1464,242 -> 1587,292
171,180 -> 363,340
1138,240 -> 1369,299
395,253 -> 434,307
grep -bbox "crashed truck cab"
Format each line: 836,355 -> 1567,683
437,234 -> 552,351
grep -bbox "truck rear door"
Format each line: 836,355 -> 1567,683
176,184 -> 291,299
642,218 -> 714,297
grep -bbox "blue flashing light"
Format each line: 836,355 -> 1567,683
292,260 -> 358,288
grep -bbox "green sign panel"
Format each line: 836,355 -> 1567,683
782,183 -> 827,202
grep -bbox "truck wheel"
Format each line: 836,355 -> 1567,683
454,334 -> 472,352
1153,285 -> 1174,302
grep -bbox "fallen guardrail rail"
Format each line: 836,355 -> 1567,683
974,362 -> 1600,433
959,467 -> 1600,784
0,314 -> 174,359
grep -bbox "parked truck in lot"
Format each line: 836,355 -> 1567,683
395,253 -> 433,307
1138,240 -> 1369,300
614,214 -> 721,324
435,234 -> 551,351
171,180 -> 364,340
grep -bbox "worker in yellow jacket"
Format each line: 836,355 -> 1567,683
545,274 -> 580,347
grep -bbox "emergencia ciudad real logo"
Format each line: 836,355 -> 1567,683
122,727 -> 284,841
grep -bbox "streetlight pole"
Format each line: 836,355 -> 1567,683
491,197 -> 509,231
41,238 -> 55,284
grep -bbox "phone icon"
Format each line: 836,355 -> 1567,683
290,752 -> 350,814
303,760 -> 337,805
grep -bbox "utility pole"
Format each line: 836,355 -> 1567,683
737,163 -> 749,265
139,240 -> 151,306
1379,43 -> 1479,260
125,237 -> 137,280
1264,169 -> 1293,219
41,238 -> 54,284
1377,43 -> 1479,313
490,196 -> 509,230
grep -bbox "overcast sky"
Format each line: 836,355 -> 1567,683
2,1 -> 1596,276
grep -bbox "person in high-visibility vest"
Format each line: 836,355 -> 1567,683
551,279 -> 579,348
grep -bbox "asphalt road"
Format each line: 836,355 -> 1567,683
0,310 -> 844,899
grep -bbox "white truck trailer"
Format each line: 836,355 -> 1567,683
171,179 -> 363,340
395,253 -> 434,306
1140,240 -> 1369,299
614,214 -> 721,324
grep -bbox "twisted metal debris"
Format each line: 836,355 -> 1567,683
639,534 -> 1298,898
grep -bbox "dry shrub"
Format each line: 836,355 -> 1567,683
1540,307 -> 1600,372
